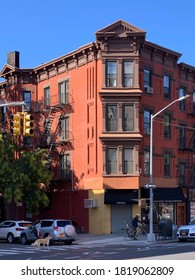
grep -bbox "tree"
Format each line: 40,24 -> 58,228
0,135 -> 52,214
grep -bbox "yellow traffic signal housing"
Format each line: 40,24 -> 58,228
10,113 -> 21,135
23,113 -> 34,136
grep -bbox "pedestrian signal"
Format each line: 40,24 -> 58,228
23,113 -> 34,136
10,113 -> 21,135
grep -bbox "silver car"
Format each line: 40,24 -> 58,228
177,220 -> 195,242
20,219 -> 77,245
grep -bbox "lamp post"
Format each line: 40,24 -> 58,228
147,94 -> 190,242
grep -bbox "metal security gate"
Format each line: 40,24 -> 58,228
111,204 -> 132,234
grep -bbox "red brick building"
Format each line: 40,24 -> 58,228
0,20 -> 195,233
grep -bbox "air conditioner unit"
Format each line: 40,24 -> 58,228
144,86 -> 153,94
84,199 -> 99,208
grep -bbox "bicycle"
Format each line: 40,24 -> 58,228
136,223 -> 148,240
123,221 -> 136,240
123,221 -> 148,240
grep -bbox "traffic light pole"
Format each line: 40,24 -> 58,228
0,101 -> 27,135
0,101 -> 26,108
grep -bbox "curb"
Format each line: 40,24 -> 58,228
76,234 -> 177,245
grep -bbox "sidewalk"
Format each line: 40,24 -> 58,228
75,233 -> 177,245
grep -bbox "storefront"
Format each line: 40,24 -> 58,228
104,189 -> 139,233
104,187 -> 185,233
141,187 -> 186,227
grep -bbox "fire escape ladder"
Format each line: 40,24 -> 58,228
44,107 -> 57,133
188,165 -> 195,187
40,107 -> 58,147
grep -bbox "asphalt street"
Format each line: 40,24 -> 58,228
0,233 -> 194,260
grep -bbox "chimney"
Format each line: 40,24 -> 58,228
7,51 -> 20,68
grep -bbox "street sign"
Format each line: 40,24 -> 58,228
144,183 -> 156,189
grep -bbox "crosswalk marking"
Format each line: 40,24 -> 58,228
1,242 -> 194,258
0,244 -> 88,257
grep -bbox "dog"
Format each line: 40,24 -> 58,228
31,235 -> 52,250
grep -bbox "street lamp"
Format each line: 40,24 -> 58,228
147,94 -> 190,242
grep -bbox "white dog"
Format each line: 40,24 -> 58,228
31,235 -> 52,250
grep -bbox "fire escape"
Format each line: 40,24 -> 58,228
34,92 -> 74,180
178,100 -> 195,200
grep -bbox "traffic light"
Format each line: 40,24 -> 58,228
10,113 -> 21,135
23,113 -> 34,136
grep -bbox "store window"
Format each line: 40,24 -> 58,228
155,203 -> 174,221
141,202 -> 175,225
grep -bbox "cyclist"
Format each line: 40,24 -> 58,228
131,214 -> 142,240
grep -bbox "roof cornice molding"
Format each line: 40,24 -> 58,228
34,42 -> 99,73
144,41 -> 182,59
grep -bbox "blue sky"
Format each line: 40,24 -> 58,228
1,0 -> 195,72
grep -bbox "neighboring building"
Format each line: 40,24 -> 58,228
0,20 -> 195,233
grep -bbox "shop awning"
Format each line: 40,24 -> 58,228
104,189 -> 139,204
104,187 -> 185,204
143,187 -> 185,202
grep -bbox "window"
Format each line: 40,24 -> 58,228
44,87 -> 50,107
164,114 -> 171,138
164,153 -> 171,176
105,146 -> 137,175
179,126 -> 186,149
58,80 -> 69,104
164,75 -> 171,99
155,203 -> 174,221
179,87 -> 186,111
144,110 -> 151,134
60,154 -> 71,180
179,163 -> 186,186
192,164 -> 195,186
23,91 -> 31,110
193,129 -> 195,150
105,103 -> 135,132
106,105 -> 117,131
123,61 -> 133,87
0,107 -> 6,123
123,105 -> 134,131
123,148 -> 133,174
193,92 -> 195,114
107,61 -> 117,87
144,151 -> 150,175
59,116 -> 69,141
107,148 -> 117,174
144,68 -> 152,88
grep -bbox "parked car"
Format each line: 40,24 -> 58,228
20,219 -> 77,245
177,220 -> 195,242
0,220 -> 33,243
